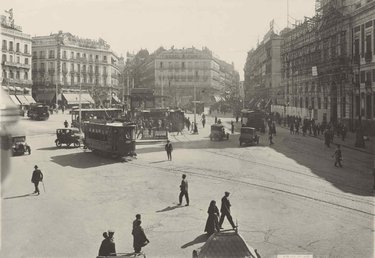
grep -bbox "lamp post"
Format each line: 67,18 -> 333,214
79,79 -> 82,132
161,76 -> 164,108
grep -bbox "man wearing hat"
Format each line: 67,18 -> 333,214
98,230 -> 116,256
165,140 -> 173,161
219,191 -> 236,229
31,165 -> 43,195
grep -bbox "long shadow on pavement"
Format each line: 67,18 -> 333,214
3,193 -> 35,200
156,205 -> 184,213
181,234 -> 208,249
50,152 -> 116,169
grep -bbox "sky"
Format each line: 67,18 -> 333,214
3,0 -> 315,80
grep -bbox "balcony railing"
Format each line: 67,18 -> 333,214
3,61 -> 31,69
365,52 -> 372,62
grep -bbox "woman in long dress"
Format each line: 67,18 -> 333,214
204,200 -> 220,236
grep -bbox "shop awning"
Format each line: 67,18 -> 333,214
37,92 -> 55,102
16,95 -> 29,105
2,86 -> 9,91
9,95 -> 21,105
81,93 -> 95,104
24,95 -> 36,104
62,93 -> 90,105
15,87 -> 23,92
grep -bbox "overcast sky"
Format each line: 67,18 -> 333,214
3,0 -> 315,79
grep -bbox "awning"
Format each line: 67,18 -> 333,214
7,86 -> 15,91
9,95 -> 21,105
264,98 -> 272,108
24,95 -> 36,104
213,95 -> 222,102
62,93 -> 90,105
16,95 -> 29,105
15,87 -> 23,92
2,86 -> 9,91
81,93 -> 95,104
37,92 -> 55,102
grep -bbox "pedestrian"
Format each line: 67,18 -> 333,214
137,125 -> 144,139
204,200 -> 220,236
231,121 -> 234,134
202,117 -> 206,128
132,220 -> 150,254
31,165 -> 43,195
193,122 -> 198,134
218,191 -> 236,230
165,140 -> 173,161
61,105 -> 65,114
98,231 -> 116,256
341,125 -> 347,141
332,144 -> 343,168
178,174 -> 189,206
64,120 -> 69,128
217,119 -> 222,124
133,214 -> 141,231
214,116 -> 217,124
269,133 -> 274,145
236,115 -> 239,123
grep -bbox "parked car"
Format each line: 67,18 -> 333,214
210,124 -> 229,141
11,135 -> 31,156
55,128 -> 81,147
239,127 -> 259,146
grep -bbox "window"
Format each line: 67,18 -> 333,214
63,51 -> 67,59
24,71 -> 28,80
342,97 -> 346,117
160,62 -> 163,68
62,62 -> 66,71
24,44 -> 28,54
41,63 -> 45,71
2,54 -> 6,62
2,40 -> 6,50
90,54 -> 93,60
9,70 -> 14,79
9,55 -> 13,62
17,56 -> 20,63
40,51 -> 45,58
9,41 -> 13,51
83,53 -> 86,59
95,55 -> 99,60
77,53 -> 80,59
16,43 -> 20,52
360,71 -> 366,83
49,50 -> 54,59
71,75 -> 74,85
3,70 -> 7,78
366,71 -> 372,82
103,56 -> 107,62
32,51 -> 37,57
71,63 -> 74,72
77,64 -> 81,73
182,62 -> 185,69
71,52 -> 74,59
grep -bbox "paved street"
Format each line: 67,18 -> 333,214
1,113 -> 374,258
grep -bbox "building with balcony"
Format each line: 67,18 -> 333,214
32,31 -> 120,106
123,47 -> 239,109
243,28 -> 282,111
1,11 -> 33,99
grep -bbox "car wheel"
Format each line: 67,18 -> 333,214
67,143 -> 71,147
74,141 -> 80,148
55,140 -> 62,147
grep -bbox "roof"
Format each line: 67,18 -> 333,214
62,93 -> 93,105
211,124 -> 224,128
194,230 -> 257,258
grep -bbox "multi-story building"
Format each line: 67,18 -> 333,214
124,47 -> 239,109
1,10 -> 33,101
243,29 -> 282,111
349,0 -> 375,133
32,31 -> 120,106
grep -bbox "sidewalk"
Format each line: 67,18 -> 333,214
277,124 -> 373,155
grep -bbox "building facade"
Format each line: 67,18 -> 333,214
32,31 -> 120,106
243,29 -> 282,111
271,0 -> 374,134
124,47 -> 239,109
1,11 -> 33,96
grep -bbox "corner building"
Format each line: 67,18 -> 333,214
32,31 -> 120,106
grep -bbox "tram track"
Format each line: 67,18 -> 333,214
155,132 -> 375,216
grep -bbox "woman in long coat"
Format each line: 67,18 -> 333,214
132,220 -> 150,253
204,200 -> 220,236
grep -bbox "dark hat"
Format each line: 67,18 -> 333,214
225,191 -> 230,195
182,174 -> 186,178
108,229 -> 114,234
34,165 -> 38,169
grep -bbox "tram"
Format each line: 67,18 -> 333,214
71,108 -> 123,128
168,109 -> 185,132
241,109 -> 265,131
83,121 -> 136,157
137,108 -> 169,139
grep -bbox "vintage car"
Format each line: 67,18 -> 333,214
55,128 -> 81,147
239,127 -> 259,146
11,135 -> 31,156
209,124 -> 229,141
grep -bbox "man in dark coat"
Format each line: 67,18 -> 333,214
132,214 -> 141,232
219,191 -> 236,229
31,165 -> 43,195
231,121 -> 234,134
165,140 -> 173,161
133,220 -> 149,254
98,230 -> 116,256
64,120 -> 69,128
178,174 -> 189,206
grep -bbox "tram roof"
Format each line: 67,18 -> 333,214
71,108 -> 122,112
84,121 -> 136,127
